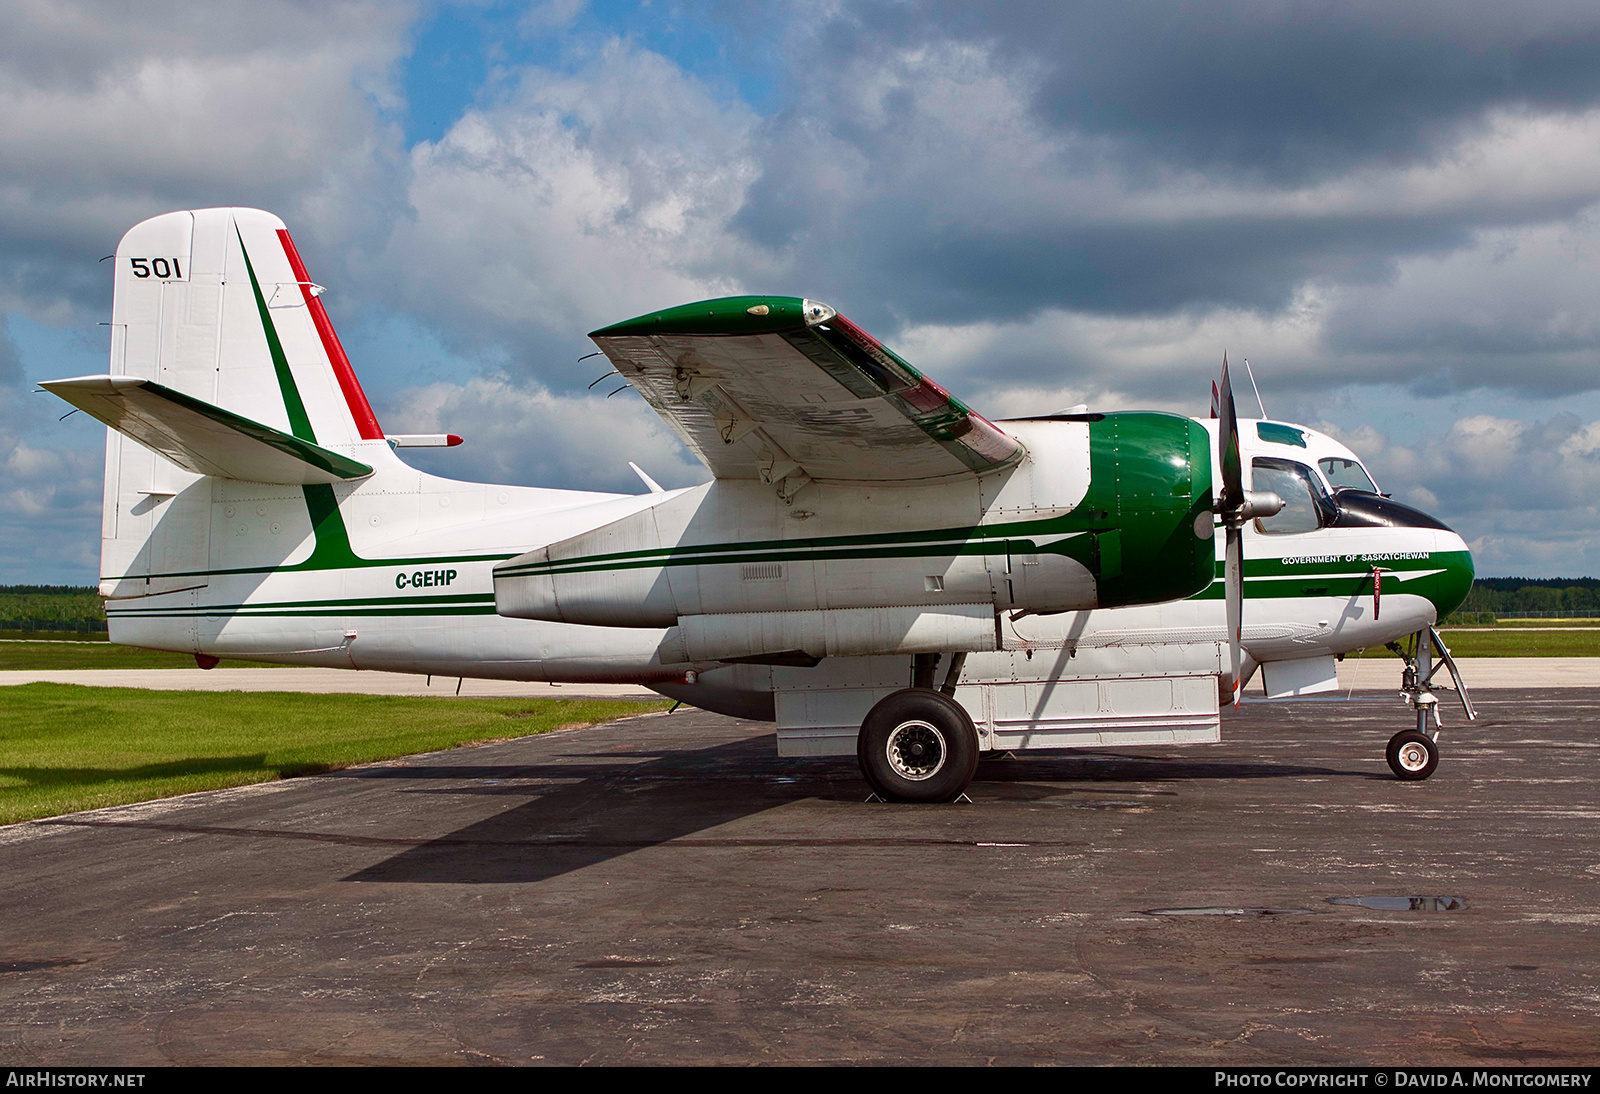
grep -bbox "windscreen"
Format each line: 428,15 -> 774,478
1252,458 -> 1325,534
1319,456 -> 1379,494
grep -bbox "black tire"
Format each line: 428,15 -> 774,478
857,688 -> 980,803
1386,729 -> 1439,781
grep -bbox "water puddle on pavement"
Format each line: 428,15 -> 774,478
1143,906 -> 1319,917
0,958 -> 88,973
1327,896 -> 1468,912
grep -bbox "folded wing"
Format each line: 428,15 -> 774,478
590,296 -> 1021,498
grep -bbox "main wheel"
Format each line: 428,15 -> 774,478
857,688 -> 980,803
1386,729 -> 1439,781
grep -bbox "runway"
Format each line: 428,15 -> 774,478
0,690 -> 1595,1065
0,655 -> 1593,697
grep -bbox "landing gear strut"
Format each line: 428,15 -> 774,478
1384,625 -> 1476,781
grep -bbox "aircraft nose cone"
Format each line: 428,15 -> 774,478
1429,529 -> 1474,621
1329,491 -> 1472,621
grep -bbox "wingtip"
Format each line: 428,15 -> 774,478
589,296 -> 810,339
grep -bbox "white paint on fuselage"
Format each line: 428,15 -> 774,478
106,414 -> 1465,704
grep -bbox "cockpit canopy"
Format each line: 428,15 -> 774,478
1249,453 -> 1451,535
1232,420 -> 1454,535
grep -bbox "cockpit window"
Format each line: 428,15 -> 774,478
1252,458 -> 1325,534
1319,457 -> 1379,494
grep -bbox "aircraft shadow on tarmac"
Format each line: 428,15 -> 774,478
338,724 -> 1371,887
0,754 -> 275,790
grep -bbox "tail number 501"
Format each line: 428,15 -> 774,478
128,258 -> 186,280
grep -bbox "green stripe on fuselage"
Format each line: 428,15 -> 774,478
1188,548 -> 1474,619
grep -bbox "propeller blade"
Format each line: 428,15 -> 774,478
1372,566 -> 1382,622
1219,353 -> 1243,514
1214,352 -> 1251,707
1226,524 -> 1243,707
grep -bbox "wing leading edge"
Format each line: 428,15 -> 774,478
590,296 -> 1022,497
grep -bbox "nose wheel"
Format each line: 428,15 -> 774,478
1386,729 -> 1439,780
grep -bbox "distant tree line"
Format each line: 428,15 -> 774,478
0,586 -> 107,633
1454,577 -> 1600,620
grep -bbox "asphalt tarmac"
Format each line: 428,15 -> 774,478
0,689 -> 1596,1065
0,655 -> 1593,695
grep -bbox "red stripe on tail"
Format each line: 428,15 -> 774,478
276,229 -> 384,440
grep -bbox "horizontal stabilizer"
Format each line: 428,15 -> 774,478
42,375 -> 372,484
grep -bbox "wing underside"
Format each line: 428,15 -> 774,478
590,297 -> 1021,497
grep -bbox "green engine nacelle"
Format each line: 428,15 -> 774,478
1082,412 -> 1216,609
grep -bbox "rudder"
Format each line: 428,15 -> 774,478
98,208 -> 388,598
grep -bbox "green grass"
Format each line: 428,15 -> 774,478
1442,616 -> 1600,627
1352,628 -> 1600,658
0,684 -> 669,826
1433,628 -> 1600,657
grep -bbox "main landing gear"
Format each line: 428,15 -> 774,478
858,653 -> 978,803
1384,625 -> 1476,781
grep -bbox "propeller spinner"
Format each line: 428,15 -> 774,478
1215,354 -> 1285,707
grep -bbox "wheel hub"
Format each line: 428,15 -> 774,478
1397,742 -> 1429,771
885,720 -> 946,781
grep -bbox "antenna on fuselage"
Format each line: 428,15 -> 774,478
1243,359 -> 1266,418
629,461 -> 666,494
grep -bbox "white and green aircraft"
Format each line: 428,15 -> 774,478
43,208 -> 1476,802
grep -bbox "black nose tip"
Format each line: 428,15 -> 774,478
1330,491 -> 1454,533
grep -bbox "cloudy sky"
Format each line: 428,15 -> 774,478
5,0 -> 1600,582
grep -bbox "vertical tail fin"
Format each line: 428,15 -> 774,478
99,207 -> 387,598
109,207 -> 382,443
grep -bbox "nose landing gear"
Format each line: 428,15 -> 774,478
1384,625 -> 1476,781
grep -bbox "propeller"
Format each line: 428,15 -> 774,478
1214,354 -> 1285,707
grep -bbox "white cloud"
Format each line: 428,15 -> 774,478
518,0 -> 587,33
1321,207 -> 1600,390
0,0 -> 415,318
886,286 -> 1332,416
381,40 -> 763,359
0,435 -> 102,580
379,375 -> 709,494
1314,412 -> 1600,575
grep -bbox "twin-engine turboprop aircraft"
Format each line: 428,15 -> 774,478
44,208 -> 1477,802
